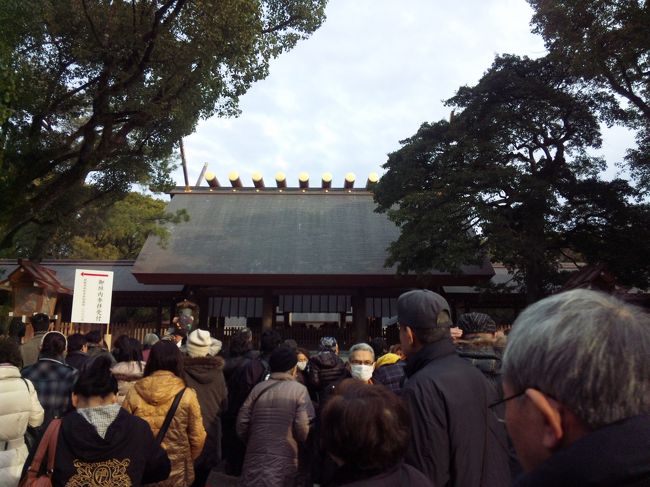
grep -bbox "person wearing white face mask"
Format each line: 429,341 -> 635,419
348,343 -> 375,384
295,348 -> 310,387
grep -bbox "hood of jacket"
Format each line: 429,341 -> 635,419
455,343 -> 502,376
0,364 -> 21,380
133,370 -> 184,406
60,408 -> 139,462
111,360 -> 146,381
311,350 -> 342,369
183,355 -> 225,385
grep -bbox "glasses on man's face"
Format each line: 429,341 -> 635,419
349,359 -> 374,366
489,390 -> 526,409
488,390 -> 526,423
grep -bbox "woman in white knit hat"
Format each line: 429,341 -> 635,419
183,329 -> 228,487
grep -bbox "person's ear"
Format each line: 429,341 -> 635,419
71,392 -> 79,408
405,326 -> 415,347
525,388 -> 563,449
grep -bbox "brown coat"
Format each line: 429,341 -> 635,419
237,372 -> 315,487
122,371 -> 206,487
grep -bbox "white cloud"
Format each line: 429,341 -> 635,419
177,0 -> 629,189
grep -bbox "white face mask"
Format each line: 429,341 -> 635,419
297,360 -> 308,371
351,364 -> 374,382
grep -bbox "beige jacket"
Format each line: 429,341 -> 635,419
122,371 -> 206,487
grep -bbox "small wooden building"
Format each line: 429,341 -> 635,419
0,260 -> 72,322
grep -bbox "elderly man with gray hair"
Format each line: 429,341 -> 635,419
347,342 -> 375,383
501,289 -> 650,486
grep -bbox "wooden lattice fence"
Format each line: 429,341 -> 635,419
51,322 -> 159,343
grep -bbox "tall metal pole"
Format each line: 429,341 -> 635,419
195,162 -> 208,188
179,138 -> 190,191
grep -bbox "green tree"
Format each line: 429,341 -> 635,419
6,191 -> 188,260
374,55 -> 650,303
528,0 -> 650,185
0,0 -> 327,257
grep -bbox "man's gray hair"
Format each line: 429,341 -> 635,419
502,289 -> 650,429
349,342 -> 375,361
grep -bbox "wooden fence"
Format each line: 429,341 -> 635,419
215,326 -> 353,351
47,323 -> 376,352
50,322 -> 159,343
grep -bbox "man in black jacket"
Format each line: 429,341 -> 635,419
502,290 -> 650,486
398,289 -> 510,487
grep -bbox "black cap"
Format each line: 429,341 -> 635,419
397,290 -> 451,329
269,346 -> 298,373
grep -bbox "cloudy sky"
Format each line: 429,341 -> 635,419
175,0 -> 634,189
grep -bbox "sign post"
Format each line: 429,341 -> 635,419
71,269 -> 114,347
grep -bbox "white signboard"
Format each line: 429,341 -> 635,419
71,269 -> 114,324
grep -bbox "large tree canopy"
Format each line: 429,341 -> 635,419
529,0 -> 649,121
0,0 -> 327,257
42,192 -> 187,260
528,0 -> 650,185
375,55 -> 650,303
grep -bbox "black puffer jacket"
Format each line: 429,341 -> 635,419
307,351 -> 347,402
222,350 -> 261,421
221,350 -> 262,476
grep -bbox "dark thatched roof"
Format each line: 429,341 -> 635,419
133,188 -> 493,287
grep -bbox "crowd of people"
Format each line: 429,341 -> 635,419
0,288 -> 648,486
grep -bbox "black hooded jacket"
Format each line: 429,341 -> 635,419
53,408 -> 170,487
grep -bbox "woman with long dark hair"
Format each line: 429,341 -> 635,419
123,340 -> 206,487
111,336 -> 146,404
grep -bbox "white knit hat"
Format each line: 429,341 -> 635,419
186,329 -> 212,358
209,338 -> 223,356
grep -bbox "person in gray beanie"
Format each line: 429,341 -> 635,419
183,329 -> 227,487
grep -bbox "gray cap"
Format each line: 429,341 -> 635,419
397,290 -> 451,329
